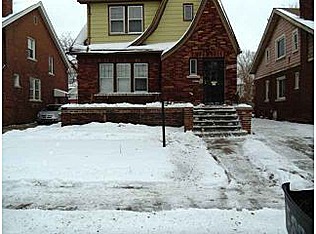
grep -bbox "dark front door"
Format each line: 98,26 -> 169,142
203,59 -> 225,104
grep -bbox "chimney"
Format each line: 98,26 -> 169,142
299,0 -> 314,20
2,0 -> 13,17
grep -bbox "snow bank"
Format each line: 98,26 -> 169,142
62,102 -> 194,108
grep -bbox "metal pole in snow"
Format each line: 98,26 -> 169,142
162,100 -> 166,147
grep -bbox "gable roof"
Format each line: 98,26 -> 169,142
251,8 -> 314,73
2,1 -> 70,69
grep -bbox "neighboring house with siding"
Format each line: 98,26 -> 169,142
71,0 -> 240,105
251,0 -> 314,123
2,2 -> 70,126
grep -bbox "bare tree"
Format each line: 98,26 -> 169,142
59,32 -> 75,52
237,50 -> 255,105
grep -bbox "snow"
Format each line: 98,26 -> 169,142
277,8 -> 314,30
62,102 -> 193,108
2,118 -> 313,233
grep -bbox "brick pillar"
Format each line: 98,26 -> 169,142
236,105 -> 253,134
183,107 -> 193,132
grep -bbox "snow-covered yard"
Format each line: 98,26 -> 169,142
2,118 -> 314,233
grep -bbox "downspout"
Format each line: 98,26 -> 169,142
87,4 -> 91,45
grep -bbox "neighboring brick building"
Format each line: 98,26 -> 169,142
251,0 -> 314,123
2,0 -> 12,17
2,2 -> 70,126
71,0 -> 240,105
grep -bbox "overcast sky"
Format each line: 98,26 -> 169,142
11,0 -> 299,52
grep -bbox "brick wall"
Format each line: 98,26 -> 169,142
299,0 -> 314,20
61,106 -> 194,131
236,106 -> 253,134
2,8 -> 68,126
161,0 -> 238,104
2,0 -> 12,17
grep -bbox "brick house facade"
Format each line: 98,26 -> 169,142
2,2 -> 70,126
251,0 -> 314,123
72,0 -> 240,105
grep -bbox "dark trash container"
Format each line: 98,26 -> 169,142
282,182 -> 314,234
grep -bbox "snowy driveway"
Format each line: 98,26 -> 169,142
2,119 -> 314,233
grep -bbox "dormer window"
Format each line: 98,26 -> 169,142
109,5 -> 143,34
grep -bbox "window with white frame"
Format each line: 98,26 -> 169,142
109,5 -> 143,34
48,56 -> 54,75
276,76 -> 286,100
294,71 -> 300,90
99,63 -> 114,93
265,48 -> 270,64
128,6 -> 143,33
183,4 -> 193,21
13,73 -> 21,88
292,29 -> 299,52
189,59 -> 197,75
275,35 -> 286,59
134,63 -> 148,92
27,37 -> 36,60
265,80 -> 269,102
109,6 -> 125,34
29,77 -> 41,101
117,63 -> 131,92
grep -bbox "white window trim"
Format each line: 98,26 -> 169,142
99,63 -> 114,93
275,34 -> 286,60
109,6 -> 125,35
134,63 -> 148,93
264,80 -> 269,102
27,37 -> 36,61
116,63 -> 131,93
292,29 -> 299,53
29,77 -> 41,102
276,76 -> 286,101
127,6 -> 143,34
294,71 -> 300,90
48,56 -> 54,75
189,59 -> 198,76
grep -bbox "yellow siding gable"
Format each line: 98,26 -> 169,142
145,0 -> 201,44
90,2 -> 159,43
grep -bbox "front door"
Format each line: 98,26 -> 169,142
203,59 -> 225,104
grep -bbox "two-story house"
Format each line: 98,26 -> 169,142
71,0 -> 240,105
251,0 -> 314,123
2,2 -> 70,126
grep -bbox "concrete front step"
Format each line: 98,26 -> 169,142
193,119 -> 240,126
194,130 -> 248,138
193,125 -> 242,131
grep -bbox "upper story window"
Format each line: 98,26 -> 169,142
48,56 -> 54,75
275,35 -> 286,60
265,48 -> 270,64
183,4 -> 193,21
109,5 -> 143,34
292,29 -> 299,52
27,37 -> 36,60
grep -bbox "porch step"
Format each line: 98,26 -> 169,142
193,105 -> 247,138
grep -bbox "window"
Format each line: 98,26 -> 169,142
189,59 -> 197,75
292,29 -> 299,52
109,5 -> 143,34
265,48 -> 270,64
276,76 -> 286,101
294,71 -> 299,90
48,56 -> 54,75
134,63 -> 148,92
29,78 -> 41,101
99,63 -> 114,93
13,73 -> 21,88
27,37 -> 36,60
117,63 -> 131,92
275,35 -> 286,59
265,80 -> 269,102
183,4 -> 193,21
128,6 -> 143,33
